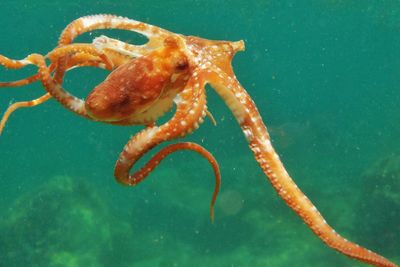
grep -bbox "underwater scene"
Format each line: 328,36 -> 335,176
0,0 -> 399,266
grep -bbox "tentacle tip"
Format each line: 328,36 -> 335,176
205,110 -> 217,126
0,120 -> 6,135
210,207 -> 215,224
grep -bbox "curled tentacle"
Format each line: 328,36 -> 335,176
0,51 -> 106,89
114,78 -> 216,214
114,77 -> 207,181
27,44 -> 122,118
48,43 -> 115,85
0,46 -> 114,132
57,14 -> 171,47
47,43 -> 114,71
50,14 -> 179,120
93,35 -> 152,59
0,54 -> 49,86
207,67 -> 397,267
0,46 -> 126,134
23,54 -> 88,117
119,141 -> 221,222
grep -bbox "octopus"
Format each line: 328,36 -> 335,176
0,15 -> 397,267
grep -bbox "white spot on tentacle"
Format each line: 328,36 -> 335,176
243,127 -> 254,141
261,138 -> 273,152
81,16 -> 103,28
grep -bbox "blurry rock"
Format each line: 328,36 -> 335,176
355,154 -> 400,256
0,175 -> 135,267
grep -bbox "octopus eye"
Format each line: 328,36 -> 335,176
175,59 -> 188,71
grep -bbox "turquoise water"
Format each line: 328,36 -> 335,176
0,1 -> 399,266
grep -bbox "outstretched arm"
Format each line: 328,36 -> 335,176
207,67 -> 397,267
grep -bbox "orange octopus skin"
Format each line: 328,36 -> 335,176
85,38 -> 189,122
0,15 -> 398,267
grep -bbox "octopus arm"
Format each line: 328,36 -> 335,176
206,67 -> 397,267
0,47 -> 111,133
29,54 -> 89,117
0,48 -> 108,88
51,14 -> 172,116
57,14 -> 171,49
114,77 -> 220,219
93,35 -> 151,60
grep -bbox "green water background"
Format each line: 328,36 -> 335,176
0,0 -> 399,266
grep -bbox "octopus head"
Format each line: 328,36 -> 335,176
85,37 -> 190,123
